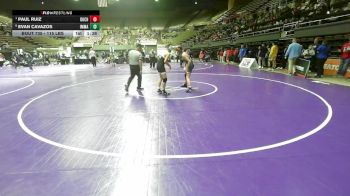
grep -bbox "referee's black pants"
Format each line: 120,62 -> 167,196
91,57 -> 96,67
127,65 -> 142,88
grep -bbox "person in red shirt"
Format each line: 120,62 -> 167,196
226,48 -> 232,64
337,36 -> 350,76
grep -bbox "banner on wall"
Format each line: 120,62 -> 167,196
239,58 -> 259,68
295,58 -> 311,78
139,39 -> 157,46
324,58 -> 350,78
72,43 -> 93,48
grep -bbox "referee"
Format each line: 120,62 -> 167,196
89,48 -> 97,67
125,44 -> 144,92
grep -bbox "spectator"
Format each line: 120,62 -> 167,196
149,49 -> 156,69
303,44 -> 316,60
176,51 -> 180,63
337,36 -> 350,76
238,44 -> 248,62
269,42 -> 279,69
219,49 -> 224,63
310,37 -> 321,71
199,50 -> 205,62
186,0 -> 350,46
257,46 -> 262,67
285,38 -> 303,75
1,41 -> 9,50
247,45 -> 256,59
223,48 -> 227,64
233,47 -> 240,62
315,40 -> 331,78
258,44 -> 268,68
225,47 -> 232,64
228,47 -> 235,64
0,52 -> 5,67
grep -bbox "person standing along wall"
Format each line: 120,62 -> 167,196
233,47 -> 239,62
315,40 -> 330,78
0,53 -> 5,67
219,49 -> 224,63
226,47 -> 233,64
259,44 -> 268,68
238,44 -> 247,62
269,42 -> 279,70
177,47 -> 184,68
302,45 -> 316,62
149,49 -> 156,69
223,49 -> 227,64
310,37 -> 321,72
284,38 -> 303,75
337,36 -> 350,77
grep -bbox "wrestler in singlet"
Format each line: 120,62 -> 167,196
181,48 -> 194,93
156,49 -> 171,95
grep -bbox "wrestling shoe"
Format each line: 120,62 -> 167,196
186,88 -> 192,93
162,90 -> 170,96
124,85 -> 129,92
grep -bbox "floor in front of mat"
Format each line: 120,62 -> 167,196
0,62 -> 349,196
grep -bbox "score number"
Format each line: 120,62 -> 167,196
85,31 -> 98,36
80,17 -> 89,22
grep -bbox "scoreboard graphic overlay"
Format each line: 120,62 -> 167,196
12,10 -> 100,37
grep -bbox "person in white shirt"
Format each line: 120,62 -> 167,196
89,49 -> 97,67
125,44 -> 144,92
0,53 -> 5,68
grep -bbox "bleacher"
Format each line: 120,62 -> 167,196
100,27 -> 162,46
0,34 -> 37,50
182,0 -> 350,48
162,27 -> 196,45
215,0 -> 275,24
76,36 -> 101,44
